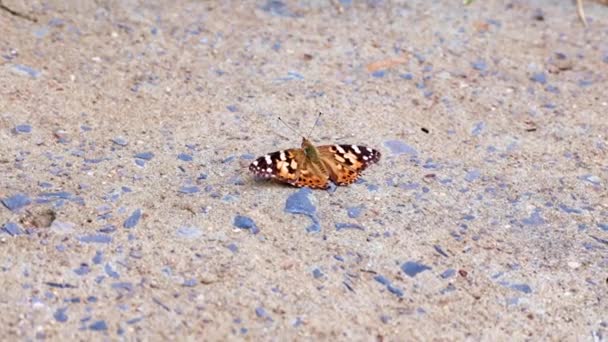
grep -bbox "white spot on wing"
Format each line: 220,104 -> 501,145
265,155 -> 272,165
266,168 -> 272,173
351,145 -> 361,154
336,145 -> 346,154
280,151 -> 286,161
253,161 -> 258,166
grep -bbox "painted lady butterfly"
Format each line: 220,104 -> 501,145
249,137 -> 381,189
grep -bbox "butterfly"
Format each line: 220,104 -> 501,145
249,136 -> 381,189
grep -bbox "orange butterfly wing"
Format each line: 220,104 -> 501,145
318,144 -> 381,186
249,149 -> 330,189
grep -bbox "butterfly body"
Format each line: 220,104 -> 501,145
250,137 -> 381,189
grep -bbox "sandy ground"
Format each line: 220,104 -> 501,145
1,0 -> 607,340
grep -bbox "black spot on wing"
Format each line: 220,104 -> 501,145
249,151 -> 282,178
338,145 -> 381,165
286,161 -> 296,173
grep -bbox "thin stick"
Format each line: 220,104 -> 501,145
0,1 -> 37,22
307,112 -> 323,137
577,0 -> 588,27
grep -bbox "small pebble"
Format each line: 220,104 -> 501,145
177,153 -> 193,161
105,263 -> 119,278
440,269 -> 456,279
510,283 -> 532,294
292,317 -> 304,327
471,121 -> 485,136
545,85 -> 559,93
401,261 -> 432,277
123,209 -> 142,229
530,72 -> 547,84
111,137 -> 128,146
178,186 -> 199,194
578,79 -> 593,87
233,215 -> 260,234
465,170 -> 481,182
532,8 -> 544,21
284,188 -> 320,232
347,205 -> 364,218
471,59 -> 487,71
374,275 -> 390,285
386,284 -> 404,297
335,223 -> 364,231
11,64 -> 41,78
227,243 -> 238,253
312,268 -> 324,279
521,210 -> 545,226
89,320 -> 108,331
433,245 -> 449,258
262,0 -> 293,17
1,194 -> 31,212
134,152 -> 154,161
580,175 -> 601,185
255,307 -> 270,319
371,70 -> 386,78
78,234 -> 112,244
73,264 -> 91,276
53,308 -> 68,323
400,72 -> 413,80
183,279 -> 197,287
92,251 -> 103,264
2,222 -> 24,236
14,124 -> 32,133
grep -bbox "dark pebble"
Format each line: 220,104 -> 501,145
401,261 -> 432,277
134,152 -> 154,161
255,307 -> 269,318
233,215 -> 260,234
111,137 -> 128,146
335,223 -> 365,231
53,308 -> 68,322
2,194 -> 31,211
386,284 -> 404,297
312,268 -> 324,279
530,72 -> 547,84
78,234 -> 112,243
123,209 -> 142,228
372,70 -> 386,78
14,124 -> 32,133
178,186 -> 200,194
374,275 -> 390,285
471,59 -> 487,71
89,320 -> 108,331
178,153 -> 193,161
510,283 -> 532,294
2,222 -> 25,236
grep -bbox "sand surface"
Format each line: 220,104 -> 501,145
1,0 -> 607,340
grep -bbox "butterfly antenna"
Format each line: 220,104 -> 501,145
307,112 -> 322,137
277,117 -> 302,137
